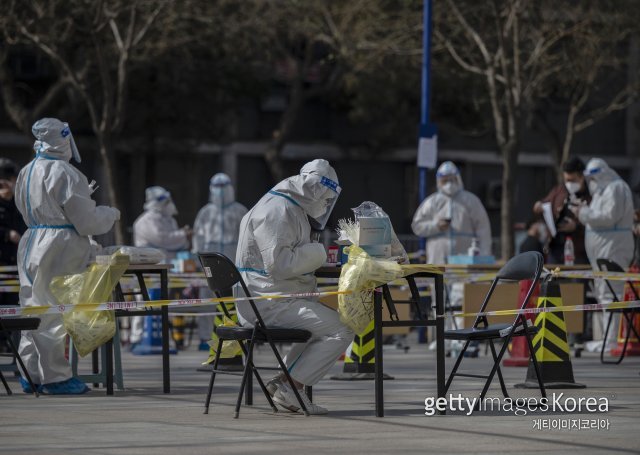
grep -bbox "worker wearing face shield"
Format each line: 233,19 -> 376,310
411,161 -> 492,264
411,161 -> 492,355
15,118 -> 120,394
192,173 -> 248,350
234,159 -> 352,414
571,158 -> 634,352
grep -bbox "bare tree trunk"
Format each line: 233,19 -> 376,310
96,131 -> 125,245
264,70 -> 306,184
500,141 -> 517,260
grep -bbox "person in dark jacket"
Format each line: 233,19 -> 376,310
532,157 -> 591,264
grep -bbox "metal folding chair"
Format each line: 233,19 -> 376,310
0,317 -> 40,396
596,259 -> 640,365
198,253 -> 313,418
444,251 -> 546,402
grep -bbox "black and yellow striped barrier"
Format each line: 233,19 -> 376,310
331,320 -> 394,381
515,280 -> 585,389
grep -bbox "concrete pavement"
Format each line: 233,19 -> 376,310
1,337 -> 639,454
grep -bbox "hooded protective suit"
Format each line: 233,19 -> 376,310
133,186 -> 189,259
192,173 -> 247,343
411,161 -> 492,264
235,159 -> 352,386
16,118 -> 120,385
192,173 -> 247,259
578,158 -> 634,347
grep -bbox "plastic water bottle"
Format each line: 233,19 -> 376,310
468,237 -> 480,256
564,236 -> 574,266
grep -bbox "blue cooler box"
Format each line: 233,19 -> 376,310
447,255 -> 495,265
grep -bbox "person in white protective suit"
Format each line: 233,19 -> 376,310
571,158 -> 635,352
411,161 -> 492,355
411,161 -> 492,263
15,118 -> 120,394
235,159 -> 352,414
130,186 -> 191,347
133,186 -> 191,258
192,173 -> 247,350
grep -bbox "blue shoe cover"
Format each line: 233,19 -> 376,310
40,377 -> 90,395
198,341 -> 210,351
19,377 -> 41,394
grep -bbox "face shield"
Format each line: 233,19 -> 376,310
308,176 -> 341,230
144,186 -> 176,215
584,164 -> 603,194
209,173 -> 231,207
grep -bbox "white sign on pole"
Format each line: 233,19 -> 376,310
417,135 -> 438,169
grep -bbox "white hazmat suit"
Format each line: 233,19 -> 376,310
577,158 -> 634,349
131,186 -> 189,345
411,162 -> 492,351
235,159 -> 353,389
192,173 -> 247,343
133,186 -> 189,258
411,161 -> 492,263
16,118 -> 120,388
192,173 -> 247,259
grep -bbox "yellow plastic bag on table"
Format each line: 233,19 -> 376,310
338,245 -> 403,333
338,245 -> 444,334
50,252 -> 130,357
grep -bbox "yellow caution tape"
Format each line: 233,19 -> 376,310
449,300 -> 640,319
0,289 -> 353,317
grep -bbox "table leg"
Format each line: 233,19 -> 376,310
161,270 -> 170,394
435,274 -> 445,415
105,338 -> 114,395
374,288 -> 384,417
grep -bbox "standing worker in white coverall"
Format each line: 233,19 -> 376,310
571,158 -> 635,352
235,159 -> 352,414
15,118 -> 120,394
192,173 -> 247,350
411,161 -> 492,353
130,186 -> 191,348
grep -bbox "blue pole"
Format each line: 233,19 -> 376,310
418,0 -> 434,256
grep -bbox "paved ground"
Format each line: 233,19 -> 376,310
1,336 -> 639,455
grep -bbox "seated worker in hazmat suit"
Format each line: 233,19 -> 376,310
131,186 -> 192,348
15,118 -> 120,394
133,186 -> 191,259
571,158 -> 635,352
411,161 -> 491,354
235,159 -> 353,414
192,173 -> 247,350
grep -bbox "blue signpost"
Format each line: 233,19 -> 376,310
417,0 -> 437,255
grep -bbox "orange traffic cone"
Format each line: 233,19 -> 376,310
610,264 -> 640,357
503,279 -> 539,366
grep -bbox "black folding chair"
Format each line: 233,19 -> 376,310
444,251 -> 546,402
0,317 -> 40,396
596,259 -> 640,365
198,253 -> 313,417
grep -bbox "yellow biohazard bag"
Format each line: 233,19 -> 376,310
50,252 -> 130,357
337,245 -> 444,334
203,316 -> 243,364
337,245 -> 404,333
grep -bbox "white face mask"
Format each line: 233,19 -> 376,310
588,180 -> 599,195
440,181 -> 459,196
565,181 -> 581,194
